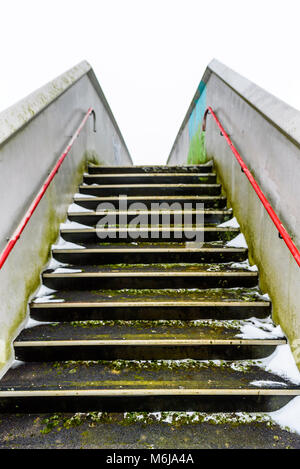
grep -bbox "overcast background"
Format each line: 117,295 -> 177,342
0,0 -> 299,164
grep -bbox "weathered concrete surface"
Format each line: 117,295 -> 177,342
0,62 -> 132,373
0,412 -> 300,449
167,60 -> 300,368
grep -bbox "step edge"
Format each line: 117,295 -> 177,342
79,184 -> 221,188
0,389 -> 299,397
60,227 -> 240,232
30,301 -> 270,308
42,272 -> 258,278
84,173 -> 217,177
68,210 -> 233,216
88,164 -> 214,169
14,339 -> 286,347
74,196 -> 227,200
52,248 -> 248,254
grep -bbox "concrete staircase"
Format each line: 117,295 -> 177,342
0,163 -> 299,414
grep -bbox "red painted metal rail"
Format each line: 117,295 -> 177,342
0,107 -> 95,271
202,106 -> 300,267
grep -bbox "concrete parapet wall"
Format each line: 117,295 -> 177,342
167,59 -> 300,367
0,61 -> 132,372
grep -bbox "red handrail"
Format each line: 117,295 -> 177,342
0,107 -> 95,270
202,106 -> 300,267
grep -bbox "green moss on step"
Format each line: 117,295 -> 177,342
86,286 -> 262,302
69,318 -> 241,331
39,411 -> 273,435
50,359 -> 253,374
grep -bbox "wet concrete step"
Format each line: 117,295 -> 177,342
42,267 -> 258,290
30,287 -> 271,321
53,240 -> 244,249
83,173 -> 217,185
68,209 -> 232,226
74,195 -> 227,210
14,320 -> 285,361
0,360 -> 299,413
1,411 -> 299,449
88,164 -> 214,174
14,338 -> 284,362
31,285 -> 270,303
60,226 -> 240,243
53,240 -> 242,249
52,246 -> 248,265
30,300 -> 270,322
15,319 -> 274,342
79,184 -> 221,197
44,262 -> 255,273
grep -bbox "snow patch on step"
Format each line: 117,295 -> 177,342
230,259 -> 258,272
82,183 -> 100,186
236,316 -> 285,340
269,397 -> 300,435
60,219 -> 91,230
68,203 -> 93,213
250,380 -> 288,388
255,292 -> 271,301
47,258 -> 69,270
256,344 -> 300,385
11,360 -> 25,369
218,217 -> 240,228
226,233 -> 248,249
24,317 -> 56,329
34,285 -> 56,298
32,285 -> 64,305
52,236 -> 86,250
33,296 -> 65,303
52,267 -> 82,273
74,193 -> 97,199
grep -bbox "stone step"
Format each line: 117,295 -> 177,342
88,164 -> 214,174
16,319 -> 274,342
14,338 -> 284,362
30,299 -> 270,322
1,411 -> 299,449
30,285 -> 270,321
0,360 -> 298,413
83,173 -> 217,185
14,319 -> 285,360
42,266 -> 258,290
74,195 -> 227,210
60,226 -> 240,243
68,209 -> 232,227
79,183 -> 221,197
52,246 -> 248,265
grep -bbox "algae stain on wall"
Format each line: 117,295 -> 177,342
0,151 -> 91,373
187,130 -> 206,164
187,82 -> 207,164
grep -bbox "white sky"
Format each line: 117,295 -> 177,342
0,0 -> 299,164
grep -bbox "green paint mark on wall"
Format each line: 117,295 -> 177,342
187,81 -> 207,164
